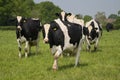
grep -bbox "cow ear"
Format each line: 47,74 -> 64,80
55,13 -> 60,17
67,13 -> 72,16
94,28 -> 98,30
23,17 -> 27,22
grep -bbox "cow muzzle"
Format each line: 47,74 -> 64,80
43,38 -> 49,43
88,36 -> 92,41
17,26 -> 22,31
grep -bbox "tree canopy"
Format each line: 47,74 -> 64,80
0,0 -> 61,26
0,0 -> 120,29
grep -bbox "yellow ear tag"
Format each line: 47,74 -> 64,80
24,20 -> 26,22
53,28 -> 57,31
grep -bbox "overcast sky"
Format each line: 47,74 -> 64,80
34,0 -> 120,17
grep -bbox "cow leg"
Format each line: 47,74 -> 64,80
17,39 -> 22,58
75,39 -> 83,67
94,38 -> 99,51
52,46 -> 62,70
85,37 -> 91,52
25,41 -> 29,58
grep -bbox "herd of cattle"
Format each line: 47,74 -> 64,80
15,11 -> 103,70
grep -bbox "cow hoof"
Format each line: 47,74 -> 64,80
52,67 -> 58,71
25,54 -> 28,58
52,65 -> 58,70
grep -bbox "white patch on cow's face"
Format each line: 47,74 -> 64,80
54,19 -> 74,50
61,11 -> 65,21
17,16 -> 22,30
17,16 -> 22,23
43,24 -> 50,42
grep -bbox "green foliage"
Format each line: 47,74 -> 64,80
0,0 -> 13,25
32,1 -> 61,24
113,16 -> 120,29
95,12 -> 107,28
0,0 -> 61,25
0,0 -> 35,26
83,15 -> 92,23
108,14 -> 118,19
11,0 -> 35,17
0,28 -> 120,80
118,10 -> 120,16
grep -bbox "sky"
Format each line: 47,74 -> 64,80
34,0 -> 120,18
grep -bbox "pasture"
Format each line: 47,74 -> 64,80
0,26 -> 120,80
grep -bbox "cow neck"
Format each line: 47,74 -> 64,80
61,20 -> 72,28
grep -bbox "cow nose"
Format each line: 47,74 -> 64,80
17,26 -> 22,31
88,36 -> 92,40
44,38 -> 49,43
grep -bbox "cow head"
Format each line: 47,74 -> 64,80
55,11 -> 72,21
86,21 -> 99,40
16,16 -> 27,31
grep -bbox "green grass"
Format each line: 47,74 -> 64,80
0,27 -> 120,80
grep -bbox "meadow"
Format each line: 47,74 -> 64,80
0,26 -> 120,80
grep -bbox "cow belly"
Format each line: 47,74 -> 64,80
29,40 -> 38,46
19,36 -> 26,43
63,43 -> 77,50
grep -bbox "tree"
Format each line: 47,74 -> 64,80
83,15 -> 92,23
11,0 -> 35,17
0,0 -> 14,25
108,14 -> 118,19
95,12 -> 107,28
113,16 -> 120,29
118,10 -> 120,16
32,1 -> 62,24
0,0 -> 35,26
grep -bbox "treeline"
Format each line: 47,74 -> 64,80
0,0 -> 62,26
0,0 -> 120,29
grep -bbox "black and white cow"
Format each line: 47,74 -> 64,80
55,11 -> 84,27
85,19 -> 102,51
106,23 -> 114,32
16,16 -> 42,58
42,16 -> 88,70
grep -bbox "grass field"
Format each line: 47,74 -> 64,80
0,26 -> 120,80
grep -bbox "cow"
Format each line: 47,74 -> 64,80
106,23 -> 114,32
16,16 -> 42,58
55,11 -> 84,27
85,19 -> 102,52
42,16 -> 88,70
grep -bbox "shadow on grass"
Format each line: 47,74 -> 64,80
0,26 -> 15,31
20,51 -> 42,58
47,63 -> 88,71
59,63 -> 88,70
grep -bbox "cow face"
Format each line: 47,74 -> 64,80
42,24 -> 50,43
16,16 -> 26,31
87,26 -> 99,41
55,11 -> 72,21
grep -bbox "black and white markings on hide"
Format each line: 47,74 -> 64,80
54,18 -> 83,50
